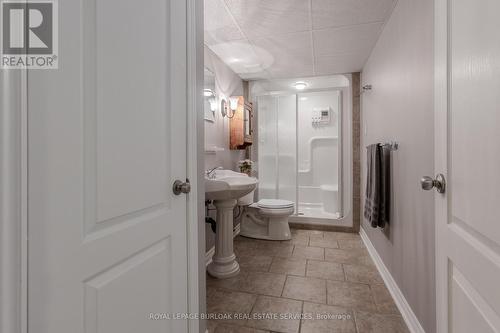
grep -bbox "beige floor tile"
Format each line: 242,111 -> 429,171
354,310 -> 409,333
210,323 -> 270,333
324,248 -> 374,267
207,319 -> 218,333
291,228 -> 323,237
326,280 -> 377,312
301,302 -> 356,333
207,233 -> 404,333
238,271 -> 287,297
306,260 -> 344,281
308,237 -> 339,249
354,255 -> 377,268
338,239 -> 365,249
282,276 -> 327,304
343,264 -> 384,285
237,254 -> 273,272
247,295 -> 302,333
308,233 -> 324,242
269,257 -> 307,276
234,235 -> 256,243
281,233 -> 309,246
292,245 -> 324,260
323,231 -> 361,241
234,238 -> 259,256
252,242 -> 294,258
370,284 -> 400,314
207,289 -> 258,326
207,272 -> 244,292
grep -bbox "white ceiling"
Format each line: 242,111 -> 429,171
204,0 -> 397,80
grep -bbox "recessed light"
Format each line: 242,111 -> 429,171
293,81 -> 307,90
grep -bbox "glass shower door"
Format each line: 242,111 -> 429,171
257,94 -> 297,211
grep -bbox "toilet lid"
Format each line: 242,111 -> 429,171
257,199 -> 295,209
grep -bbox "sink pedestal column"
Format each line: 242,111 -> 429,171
207,199 -> 240,279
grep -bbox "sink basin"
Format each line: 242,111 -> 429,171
205,170 -> 258,201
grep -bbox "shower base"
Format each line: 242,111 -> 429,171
289,202 -> 351,228
297,205 -> 340,219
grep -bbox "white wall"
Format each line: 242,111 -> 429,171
360,0 -> 435,332
204,47 -> 245,171
204,47 -> 246,251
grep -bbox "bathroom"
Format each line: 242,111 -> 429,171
4,0 -> 498,332
203,1 -> 416,332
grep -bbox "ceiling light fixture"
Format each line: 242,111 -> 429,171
293,81 -> 307,90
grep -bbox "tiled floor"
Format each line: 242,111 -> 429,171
206,229 -> 409,333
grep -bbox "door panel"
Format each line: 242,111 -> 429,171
450,266 -> 497,333
28,0 -> 189,332
435,0 -> 500,331
84,239 -> 171,333
90,0 -> 171,221
449,0 -> 500,243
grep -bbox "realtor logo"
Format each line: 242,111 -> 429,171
1,0 -> 58,69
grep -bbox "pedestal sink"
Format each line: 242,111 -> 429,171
205,170 -> 258,279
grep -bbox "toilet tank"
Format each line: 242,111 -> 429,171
238,189 -> 255,206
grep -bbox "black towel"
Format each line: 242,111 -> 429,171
364,144 -> 391,228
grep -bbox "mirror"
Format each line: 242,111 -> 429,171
244,107 -> 251,136
204,68 -> 216,122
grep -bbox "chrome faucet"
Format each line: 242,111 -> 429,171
206,166 -> 223,179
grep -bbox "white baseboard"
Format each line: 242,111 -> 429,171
205,224 -> 241,267
360,228 -> 426,333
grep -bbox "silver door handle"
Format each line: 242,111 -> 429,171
173,179 -> 191,195
420,174 -> 446,193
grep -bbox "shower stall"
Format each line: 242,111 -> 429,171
256,88 -> 350,224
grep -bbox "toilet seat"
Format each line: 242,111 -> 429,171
257,199 -> 294,209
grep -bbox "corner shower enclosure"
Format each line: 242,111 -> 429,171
257,90 -> 344,222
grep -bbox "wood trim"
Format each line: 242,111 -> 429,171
360,229 -> 426,333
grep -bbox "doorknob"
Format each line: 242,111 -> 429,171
173,179 -> 191,195
420,174 -> 446,193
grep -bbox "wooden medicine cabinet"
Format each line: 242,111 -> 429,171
229,96 -> 253,150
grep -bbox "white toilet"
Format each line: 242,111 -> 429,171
238,191 -> 294,240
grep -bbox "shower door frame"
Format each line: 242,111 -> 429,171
295,88 -> 344,220
256,87 -> 346,222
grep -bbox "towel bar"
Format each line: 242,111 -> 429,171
381,141 -> 399,151
366,141 -> 399,151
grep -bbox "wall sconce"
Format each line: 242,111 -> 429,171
209,98 -> 217,112
229,97 -> 238,111
220,99 -> 229,118
204,88 -> 215,97
220,97 -> 237,119
228,97 -> 239,119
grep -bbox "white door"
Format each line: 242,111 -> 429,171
28,0 -> 191,332
434,0 -> 500,332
